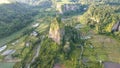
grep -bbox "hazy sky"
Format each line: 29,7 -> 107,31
0,0 -> 11,4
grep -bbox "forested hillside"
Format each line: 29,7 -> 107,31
0,3 -> 38,38
0,0 -> 120,68
73,0 -> 120,3
80,4 -> 120,39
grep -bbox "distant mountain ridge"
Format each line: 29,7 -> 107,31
12,0 -> 42,5
8,0 -> 52,6
0,0 -> 47,5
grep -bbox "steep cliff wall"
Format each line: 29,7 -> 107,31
60,4 -> 87,15
49,18 -> 61,44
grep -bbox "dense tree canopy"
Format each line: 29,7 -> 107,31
0,3 -> 38,38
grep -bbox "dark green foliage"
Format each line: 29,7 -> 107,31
80,0 -> 120,4
63,26 -> 81,43
81,5 -> 120,34
22,28 -> 35,36
31,38 -> 59,68
0,3 -> 38,38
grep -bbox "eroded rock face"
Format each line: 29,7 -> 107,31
49,19 -> 61,44
62,4 -> 79,11
62,4 -> 86,13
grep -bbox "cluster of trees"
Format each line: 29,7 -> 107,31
79,0 -> 120,4
31,38 -> 59,68
63,26 -> 81,43
80,4 -> 120,38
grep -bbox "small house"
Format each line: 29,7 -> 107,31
31,31 -> 38,37
32,23 -> 39,28
25,42 -> 30,47
0,45 -> 7,52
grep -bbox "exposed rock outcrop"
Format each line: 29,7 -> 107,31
61,4 -> 87,14
49,18 -> 61,44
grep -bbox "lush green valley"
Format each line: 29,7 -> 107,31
0,0 -> 120,68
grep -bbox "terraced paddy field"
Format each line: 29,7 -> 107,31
87,35 -> 120,63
